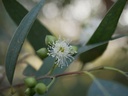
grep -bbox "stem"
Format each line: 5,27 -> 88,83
87,66 -> 128,78
83,71 -> 111,96
48,64 -> 58,75
103,67 -> 128,78
47,77 -> 55,89
55,71 -> 82,78
10,86 -> 16,95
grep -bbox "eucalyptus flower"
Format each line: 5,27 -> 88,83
47,37 -> 77,68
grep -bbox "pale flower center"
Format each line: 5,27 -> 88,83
59,47 -> 64,52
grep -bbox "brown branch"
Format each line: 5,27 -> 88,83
55,71 -> 83,78
0,71 -> 83,91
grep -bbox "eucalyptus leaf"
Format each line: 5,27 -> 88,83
80,0 -> 127,63
88,79 -> 128,96
2,0 -> 51,50
23,64 -> 37,76
5,0 -> 45,85
35,57 -> 55,77
87,0 -> 127,44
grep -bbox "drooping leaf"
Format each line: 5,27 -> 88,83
88,79 -> 128,96
2,0 -> 51,50
5,0 -> 46,85
23,57 -> 55,76
80,0 -> 127,63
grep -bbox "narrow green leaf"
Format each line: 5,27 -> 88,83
23,57 -> 55,77
88,0 -> 127,44
80,44 -> 107,63
80,0 -> 127,63
5,0 -> 45,85
23,64 -> 37,76
2,0 -> 51,50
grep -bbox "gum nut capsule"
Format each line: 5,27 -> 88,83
45,35 -> 57,45
36,48 -> 48,59
25,88 -> 35,96
35,83 -> 47,95
24,77 -> 37,88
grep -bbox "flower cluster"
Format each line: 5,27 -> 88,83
36,35 -> 77,68
47,37 -> 77,68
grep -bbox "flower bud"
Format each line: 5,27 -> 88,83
24,77 -> 37,88
35,83 -> 47,95
71,46 -> 78,55
36,48 -> 48,59
25,88 -> 35,96
45,35 -> 57,45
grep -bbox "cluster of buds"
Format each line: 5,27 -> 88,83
24,77 -> 47,96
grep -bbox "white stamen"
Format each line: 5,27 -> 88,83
47,37 -> 77,68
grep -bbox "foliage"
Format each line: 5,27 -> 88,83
2,0 -> 128,96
